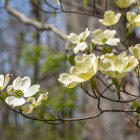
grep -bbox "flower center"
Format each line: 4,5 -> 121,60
114,71 -> 120,75
15,89 -> 24,98
102,38 -> 108,43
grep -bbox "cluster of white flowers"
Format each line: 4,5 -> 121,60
59,44 -> 140,88
0,75 -> 48,114
0,0 -> 139,117
59,0 -> 140,88
67,0 -> 140,55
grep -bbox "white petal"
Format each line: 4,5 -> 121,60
93,29 -> 105,41
67,33 -> 79,44
0,75 -> 4,88
36,92 -> 48,106
106,38 -> 120,46
2,74 -> 12,90
23,85 -> 40,97
13,77 -> 21,90
92,39 -> 104,45
7,85 -> 15,95
104,30 -> 116,39
74,45 -> 80,54
79,28 -> 90,41
19,77 -> 31,90
5,96 -> 25,107
22,104 -> 34,114
26,97 -> 36,104
74,42 -> 87,54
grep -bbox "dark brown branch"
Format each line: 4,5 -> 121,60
31,0 -> 103,18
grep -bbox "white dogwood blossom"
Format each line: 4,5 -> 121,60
22,92 -> 48,114
58,54 -> 99,88
126,12 -> 140,27
67,28 -> 90,54
5,77 -> 40,107
114,0 -> 136,8
137,0 -> 140,9
92,29 -> 120,46
0,74 -> 12,90
99,52 -> 139,78
99,10 -> 121,26
129,44 -> 140,61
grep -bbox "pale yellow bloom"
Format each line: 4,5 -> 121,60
114,0 -> 136,8
129,44 -> 140,61
58,54 -> 99,88
99,10 -> 121,26
22,93 -> 48,114
126,12 -> 140,27
92,29 -> 120,46
67,28 -> 90,54
99,52 -> 138,78
137,0 -> 140,9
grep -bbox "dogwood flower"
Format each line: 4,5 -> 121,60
5,77 -> 40,107
99,10 -> 121,26
22,92 -> 48,114
92,29 -> 120,46
126,12 -> 140,27
0,74 -> 12,91
99,52 -> 138,78
114,0 -> 136,8
137,0 -> 140,9
129,44 -> 140,61
67,28 -> 90,54
58,54 -> 99,88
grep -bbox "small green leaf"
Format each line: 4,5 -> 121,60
90,41 -> 95,51
133,101 -> 140,118
52,12 -> 57,18
67,55 -> 75,66
83,0 -> 89,7
91,78 -> 100,93
112,78 -> 120,94
102,46 -> 108,54
133,101 -> 139,110
120,78 -> 125,87
102,46 -> 113,54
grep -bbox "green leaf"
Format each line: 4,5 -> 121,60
83,0 -> 89,7
133,101 -> 139,110
102,46 -> 108,54
52,12 -> 57,18
91,78 -> 100,93
67,55 -> 75,66
120,78 -> 125,87
90,41 -> 95,51
19,32 -> 24,39
133,101 -> 140,118
102,46 -> 113,54
112,78 -> 120,94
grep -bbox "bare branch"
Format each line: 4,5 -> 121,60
5,5 -> 67,40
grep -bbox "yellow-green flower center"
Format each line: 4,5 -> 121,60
114,71 -> 120,75
15,89 -> 24,98
102,38 -> 108,43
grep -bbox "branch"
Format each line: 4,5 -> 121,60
5,5 -> 67,40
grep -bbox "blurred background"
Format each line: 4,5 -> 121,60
0,0 -> 140,140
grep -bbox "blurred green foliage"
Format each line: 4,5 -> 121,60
17,34 -> 83,139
